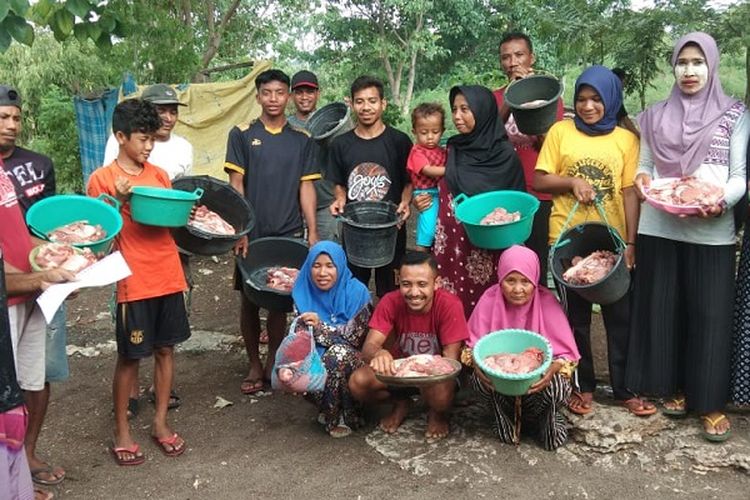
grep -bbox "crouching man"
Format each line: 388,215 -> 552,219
348,252 -> 468,439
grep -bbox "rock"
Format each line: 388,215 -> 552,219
213,396 -> 233,409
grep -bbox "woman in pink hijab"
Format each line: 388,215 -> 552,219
466,245 -> 579,450
628,32 -> 749,442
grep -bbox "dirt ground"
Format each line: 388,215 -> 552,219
35,254 -> 750,499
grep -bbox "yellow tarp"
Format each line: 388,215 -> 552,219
128,60 -> 271,179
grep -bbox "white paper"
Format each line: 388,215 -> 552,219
36,251 -> 132,323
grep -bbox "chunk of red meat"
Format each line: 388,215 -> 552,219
479,207 -> 521,226
48,221 -> 106,244
647,177 -> 724,208
188,205 -> 235,235
483,347 -> 544,375
562,250 -> 617,286
266,266 -> 299,292
34,243 -> 98,274
393,354 -> 456,377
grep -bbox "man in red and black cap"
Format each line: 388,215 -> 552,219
287,70 -> 320,130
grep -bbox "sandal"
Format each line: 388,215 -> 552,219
662,396 -> 687,417
329,424 -> 352,438
34,487 -> 54,500
111,443 -> 145,466
240,378 -> 264,395
701,414 -> 731,443
152,433 -> 186,457
30,465 -> 65,486
622,397 -> 657,417
148,388 -> 181,410
567,391 -> 593,415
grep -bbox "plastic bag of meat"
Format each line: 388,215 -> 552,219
393,354 -> 458,378
188,205 -> 235,235
48,220 -> 106,244
266,266 -> 299,292
479,207 -> 521,226
562,250 -> 617,286
645,177 -> 724,214
483,347 -> 545,375
32,243 -> 98,274
271,318 -> 327,393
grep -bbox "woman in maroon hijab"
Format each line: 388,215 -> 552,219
627,32 -> 749,442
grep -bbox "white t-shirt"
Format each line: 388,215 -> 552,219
103,133 -> 193,180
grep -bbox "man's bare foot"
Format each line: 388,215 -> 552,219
34,487 -> 54,500
379,399 -> 410,434
425,410 -> 450,440
28,456 -> 65,486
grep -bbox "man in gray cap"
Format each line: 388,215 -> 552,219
0,84 -> 70,490
103,83 -> 193,179
104,84 -> 194,415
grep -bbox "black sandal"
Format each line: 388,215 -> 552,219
148,389 -> 181,410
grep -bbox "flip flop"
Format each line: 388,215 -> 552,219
30,465 -> 65,486
148,389 -> 181,410
240,378 -> 264,395
701,414 -> 731,443
152,433 -> 186,457
34,487 -> 54,500
111,443 -> 145,466
329,424 -> 352,438
622,397 -> 657,417
567,391 -> 593,415
662,396 -> 687,417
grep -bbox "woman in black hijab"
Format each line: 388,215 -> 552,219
418,85 -> 524,315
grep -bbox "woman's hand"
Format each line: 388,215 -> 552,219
526,360 -> 562,395
696,203 -> 724,218
634,173 -> 651,201
624,243 -> 636,270
299,312 -> 321,328
571,178 -> 596,204
370,349 -> 395,376
474,365 -> 493,391
412,193 -> 433,213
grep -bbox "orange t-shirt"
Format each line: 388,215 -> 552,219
87,161 -> 186,303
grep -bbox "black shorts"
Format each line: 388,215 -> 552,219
115,292 -> 191,359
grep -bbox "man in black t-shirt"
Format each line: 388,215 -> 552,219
224,69 -> 320,395
329,76 -> 412,297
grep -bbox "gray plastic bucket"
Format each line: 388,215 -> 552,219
550,222 -> 630,305
340,201 -> 399,268
307,102 -> 354,146
504,75 -> 563,136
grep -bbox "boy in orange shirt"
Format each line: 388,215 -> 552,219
87,99 -> 190,466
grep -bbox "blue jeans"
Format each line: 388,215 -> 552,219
413,187 -> 439,247
45,303 -> 69,382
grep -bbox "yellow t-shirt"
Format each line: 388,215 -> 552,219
535,119 -> 639,243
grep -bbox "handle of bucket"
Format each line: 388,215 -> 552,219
451,193 -> 468,212
551,201 -> 582,250
29,225 -> 49,241
192,187 -> 204,200
592,198 -> 627,251
97,193 -> 121,211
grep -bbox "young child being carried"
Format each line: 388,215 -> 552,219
407,103 -> 447,251
87,99 -> 191,466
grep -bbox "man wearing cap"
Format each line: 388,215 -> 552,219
0,84 -> 72,489
288,70 -> 340,242
103,83 -> 193,179
105,84 -> 193,415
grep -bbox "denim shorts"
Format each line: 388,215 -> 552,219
45,303 -> 70,383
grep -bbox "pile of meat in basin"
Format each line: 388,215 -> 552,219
34,243 -> 98,274
647,176 -> 724,208
480,207 -> 521,225
266,266 -> 299,293
48,220 -> 106,244
392,354 -> 456,377
484,347 -> 544,375
562,250 -> 617,286
188,205 -> 235,235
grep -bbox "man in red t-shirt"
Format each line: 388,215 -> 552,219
349,252 -> 468,439
493,32 -> 564,284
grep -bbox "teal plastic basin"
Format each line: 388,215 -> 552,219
25,194 -> 123,255
453,190 -> 540,250
130,186 -> 203,227
473,329 -> 553,396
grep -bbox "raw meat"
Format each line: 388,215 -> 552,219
189,205 -> 235,235
33,243 -> 97,274
484,347 -> 544,375
266,266 -> 299,292
393,354 -> 457,378
647,177 -> 724,208
480,207 -> 521,225
518,99 -> 548,109
48,220 -> 106,244
562,250 -> 617,286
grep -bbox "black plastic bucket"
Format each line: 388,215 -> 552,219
504,75 -> 563,136
171,176 -> 255,256
307,102 -> 354,146
550,222 -> 630,305
340,201 -> 399,268
236,237 -> 309,311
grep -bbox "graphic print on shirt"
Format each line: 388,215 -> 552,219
0,170 -> 19,208
567,158 -> 615,202
10,161 -> 45,199
399,331 -> 440,356
347,162 -> 391,201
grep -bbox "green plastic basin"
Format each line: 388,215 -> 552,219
130,186 -> 203,227
473,329 -> 553,396
453,190 -> 539,250
25,194 -> 123,255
